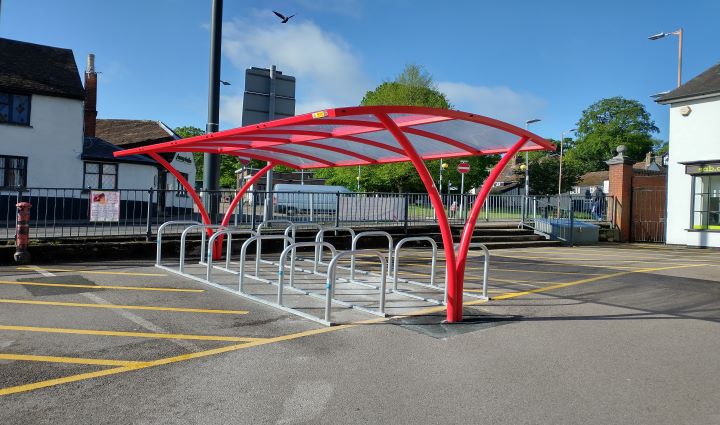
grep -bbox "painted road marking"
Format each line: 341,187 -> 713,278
0,325 -> 266,342
16,267 -> 167,277
0,262 -> 706,397
0,299 -> 248,315
490,268 -> 602,275
0,353 -> 146,367
0,280 -> 204,293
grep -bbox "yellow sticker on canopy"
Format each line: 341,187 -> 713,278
312,110 -> 328,119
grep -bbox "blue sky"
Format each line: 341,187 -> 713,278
1,0 -> 718,141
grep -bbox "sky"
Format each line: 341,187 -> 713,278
1,0 -> 718,142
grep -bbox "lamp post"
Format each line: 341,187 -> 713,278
439,161 -> 448,195
648,28 -> 683,87
557,128 -> 576,217
356,166 -> 361,192
523,119 -> 541,222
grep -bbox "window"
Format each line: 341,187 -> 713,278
692,175 -> 720,230
84,162 -> 118,190
0,155 -> 28,188
0,92 -> 31,125
167,172 -> 189,197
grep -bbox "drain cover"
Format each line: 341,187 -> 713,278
392,307 -> 519,339
17,275 -> 100,297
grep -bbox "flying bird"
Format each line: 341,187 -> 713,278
273,10 -> 295,23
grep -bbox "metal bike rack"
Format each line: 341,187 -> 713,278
156,220 -> 201,266
314,226 -> 356,273
350,231 -> 393,282
455,242 -> 490,300
256,219 -> 294,264
239,234 -> 294,292
277,241 -> 337,304
179,224 -> 229,273
326,250 -> 387,323
284,223 -> 323,254
206,228 -> 257,281
391,236 -> 444,305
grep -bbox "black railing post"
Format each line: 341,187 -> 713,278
145,187 -> 153,241
334,192 -> 341,228
250,191 -> 257,230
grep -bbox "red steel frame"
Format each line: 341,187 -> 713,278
117,106 -> 553,322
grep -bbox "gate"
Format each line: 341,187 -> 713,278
631,188 -> 666,242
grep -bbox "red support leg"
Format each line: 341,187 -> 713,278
213,163 -> 275,256
220,162 -> 275,228
150,153 -> 211,226
454,137 -> 528,299
374,113 -> 460,322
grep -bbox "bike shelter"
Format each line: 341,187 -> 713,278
115,105 -> 554,323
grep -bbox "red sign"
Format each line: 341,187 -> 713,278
457,162 -> 470,174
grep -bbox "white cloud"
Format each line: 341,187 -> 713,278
220,14 -> 371,125
437,82 -> 547,127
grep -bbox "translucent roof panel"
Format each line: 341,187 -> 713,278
410,119 -> 521,152
115,106 -> 554,169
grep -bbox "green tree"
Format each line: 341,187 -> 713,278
317,64 -> 498,192
174,126 -> 240,187
565,96 -> 659,173
522,142 -> 582,195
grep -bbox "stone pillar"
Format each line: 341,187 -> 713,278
606,145 -> 635,242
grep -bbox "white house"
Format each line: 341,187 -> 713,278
0,38 -> 86,189
657,62 -> 720,248
1,38 -> 196,220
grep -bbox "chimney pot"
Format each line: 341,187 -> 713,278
86,54 -> 95,73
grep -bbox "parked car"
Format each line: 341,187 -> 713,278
273,184 -> 351,214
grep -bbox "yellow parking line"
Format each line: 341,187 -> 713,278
0,280 -> 204,293
491,268 -> 601,275
479,264 -> 706,302
0,325 -> 265,342
0,263 -> 703,397
0,353 -> 146,367
0,299 -> 248,315
16,267 -> 166,277
464,289 -> 517,294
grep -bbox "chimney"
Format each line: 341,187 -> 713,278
83,54 -> 98,138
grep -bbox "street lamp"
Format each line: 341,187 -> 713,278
357,166 -> 361,191
557,128 -> 576,217
524,118 -> 541,196
648,28 -> 683,87
439,161 -> 449,195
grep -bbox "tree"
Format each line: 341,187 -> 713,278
565,96 -> 659,173
174,126 -> 240,187
522,143 -> 582,196
317,64 -> 498,192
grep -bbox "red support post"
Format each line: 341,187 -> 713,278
374,113 -> 461,322
149,153 -> 212,227
220,162 -> 275,228
455,137 -> 529,294
213,163 -> 275,257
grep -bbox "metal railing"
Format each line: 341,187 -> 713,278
1,187 -> 619,242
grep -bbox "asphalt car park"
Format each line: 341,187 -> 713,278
1,244 -> 719,424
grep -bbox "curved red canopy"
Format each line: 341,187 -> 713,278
115,105 -> 554,324
114,105 -> 553,168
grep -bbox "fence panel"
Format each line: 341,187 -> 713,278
1,188 -> 597,241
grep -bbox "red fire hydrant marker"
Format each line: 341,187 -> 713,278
14,202 -> 32,264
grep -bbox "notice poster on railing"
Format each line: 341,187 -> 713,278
89,190 -> 120,222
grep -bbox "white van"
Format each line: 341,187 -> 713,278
273,184 -> 351,214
